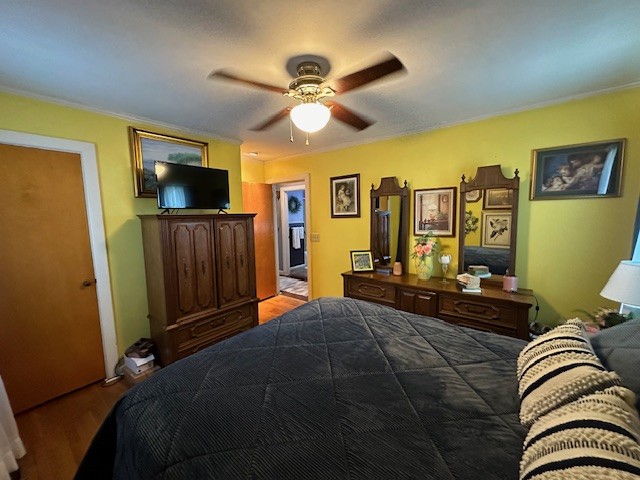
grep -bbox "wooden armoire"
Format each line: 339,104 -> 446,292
138,214 -> 258,366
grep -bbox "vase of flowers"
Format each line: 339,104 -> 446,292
412,234 -> 438,280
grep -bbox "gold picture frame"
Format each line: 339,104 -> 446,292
129,127 -> 208,197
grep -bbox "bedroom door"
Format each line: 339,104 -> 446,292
242,182 -> 277,300
0,143 -> 105,413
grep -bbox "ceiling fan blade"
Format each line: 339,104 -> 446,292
209,70 -> 288,94
325,101 -> 374,131
331,54 -> 405,94
249,107 -> 291,131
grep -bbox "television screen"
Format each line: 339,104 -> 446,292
155,161 -> 230,210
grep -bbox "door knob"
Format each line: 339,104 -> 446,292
81,279 -> 96,288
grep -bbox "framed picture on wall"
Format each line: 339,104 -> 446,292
481,212 -> 511,248
414,187 -> 456,236
330,174 -> 360,218
129,127 -> 208,197
350,250 -> 374,272
465,189 -> 482,203
483,188 -> 513,209
530,139 -> 625,200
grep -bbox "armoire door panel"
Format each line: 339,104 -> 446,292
172,224 -> 196,315
217,222 -> 237,305
192,222 -> 215,310
233,222 -> 249,297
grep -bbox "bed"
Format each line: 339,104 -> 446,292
77,297 -> 530,479
74,297 -> 556,478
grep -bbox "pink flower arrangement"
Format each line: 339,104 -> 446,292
574,307 -> 634,332
411,234 -> 438,262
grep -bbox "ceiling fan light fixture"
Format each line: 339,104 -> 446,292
290,102 -> 331,133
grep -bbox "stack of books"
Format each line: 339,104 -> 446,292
456,273 -> 482,293
468,265 -> 491,278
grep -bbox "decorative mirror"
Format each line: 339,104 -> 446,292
370,177 -> 410,272
458,165 -> 520,281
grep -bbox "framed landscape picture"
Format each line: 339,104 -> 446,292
414,187 -> 456,236
483,188 -> 513,209
130,127 -> 208,197
350,250 -> 374,272
481,212 -> 511,248
331,174 -> 360,218
530,139 -> 625,200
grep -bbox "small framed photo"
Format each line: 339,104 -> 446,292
331,174 -> 360,218
481,212 -> 511,248
483,188 -> 513,209
129,127 -> 208,198
465,189 -> 482,203
414,187 -> 456,236
350,250 -> 374,272
530,139 -> 625,200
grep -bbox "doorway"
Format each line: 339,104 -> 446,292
0,130 -> 117,412
274,181 -> 308,300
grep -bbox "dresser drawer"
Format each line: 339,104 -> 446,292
397,288 -> 437,317
174,305 -> 255,358
438,294 -> 518,331
347,278 -> 396,307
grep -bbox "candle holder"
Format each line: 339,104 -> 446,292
438,254 -> 452,284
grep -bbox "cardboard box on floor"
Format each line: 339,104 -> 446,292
124,365 -> 160,386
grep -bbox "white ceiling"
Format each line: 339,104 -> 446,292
2,1 -> 640,161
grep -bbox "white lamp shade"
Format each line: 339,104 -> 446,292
600,260 -> 640,306
290,103 -> 331,133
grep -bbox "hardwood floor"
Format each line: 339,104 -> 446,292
14,379 -> 128,480
13,294 -> 305,479
258,293 -> 306,324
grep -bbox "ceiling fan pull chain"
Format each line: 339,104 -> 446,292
305,132 -> 310,146
289,115 -> 294,142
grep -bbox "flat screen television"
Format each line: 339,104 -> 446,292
155,161 -> 230,210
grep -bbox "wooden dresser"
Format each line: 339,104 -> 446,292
342,271 -> 533,340
139,214 -> 258,365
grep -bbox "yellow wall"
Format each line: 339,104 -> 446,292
265,87 -> 640,324
241,157 -> 265,183
0,92 -> 243,354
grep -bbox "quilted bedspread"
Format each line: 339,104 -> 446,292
77,297 -> 528,479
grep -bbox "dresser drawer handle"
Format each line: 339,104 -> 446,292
356,284 -> 387,298
190,318 -> 225,338
466,304 -> 490,315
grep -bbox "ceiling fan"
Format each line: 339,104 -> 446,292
208,53 -> 405,136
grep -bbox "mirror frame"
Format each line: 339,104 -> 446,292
458,165 -> 520,280
370,177 -> 410,272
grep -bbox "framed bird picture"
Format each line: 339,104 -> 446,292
481,212 -> 511,248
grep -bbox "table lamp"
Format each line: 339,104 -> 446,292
600,260 -> 640,312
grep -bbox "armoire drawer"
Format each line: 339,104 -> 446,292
346,278 -> 396,307
174,306 -> 254,355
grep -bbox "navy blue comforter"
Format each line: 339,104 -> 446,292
77,297 -> 527,479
